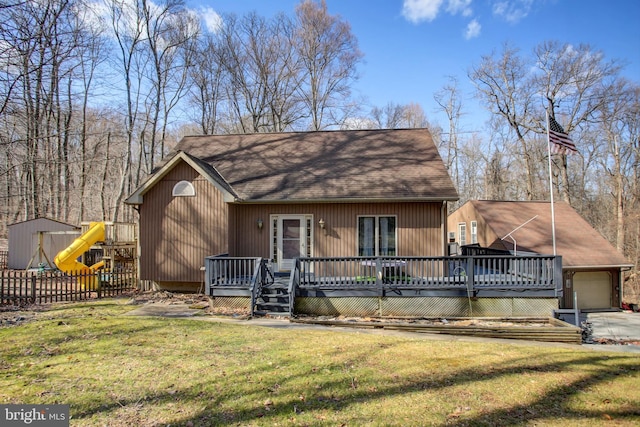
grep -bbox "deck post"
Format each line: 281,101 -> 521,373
204,257 -> 211,295
553,255 -> 563,298
375,258 -> 383,288
465,256 -> 475,296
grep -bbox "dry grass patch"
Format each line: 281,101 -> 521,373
0,299 -> 638,426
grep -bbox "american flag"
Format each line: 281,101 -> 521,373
548,116 -> 577,155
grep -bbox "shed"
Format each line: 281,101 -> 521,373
8,218 -> 80,270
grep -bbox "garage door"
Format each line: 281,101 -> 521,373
573,272 -> 611,310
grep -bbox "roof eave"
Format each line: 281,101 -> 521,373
563,264 -> 635,270
124,151 -> 238,205
232,196 -> 459,204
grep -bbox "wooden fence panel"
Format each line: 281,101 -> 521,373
0,269 -> 137,305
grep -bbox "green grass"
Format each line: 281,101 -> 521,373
1,299 -> 639,426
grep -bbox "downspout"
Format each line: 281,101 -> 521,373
442,201 -> 447,256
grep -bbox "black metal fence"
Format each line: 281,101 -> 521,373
0,268 -> 137,305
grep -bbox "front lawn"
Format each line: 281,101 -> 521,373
1,299 -> 638,426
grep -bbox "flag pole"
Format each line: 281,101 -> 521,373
546,109 -> 557,256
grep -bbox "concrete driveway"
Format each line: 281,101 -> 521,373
586,312 -> 640,342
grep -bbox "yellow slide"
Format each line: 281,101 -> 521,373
54,222 -> 106,289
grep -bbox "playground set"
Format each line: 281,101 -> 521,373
53,222 -> 137,289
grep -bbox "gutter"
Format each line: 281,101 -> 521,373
564,264 -> 634,270
231,197 -> 460,204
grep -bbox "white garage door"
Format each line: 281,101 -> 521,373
573,272 -> 611,310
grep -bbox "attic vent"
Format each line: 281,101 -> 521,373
172,180 -> 195,197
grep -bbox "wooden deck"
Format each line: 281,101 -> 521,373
205,255 -> 563,317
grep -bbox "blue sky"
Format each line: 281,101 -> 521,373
188,0 -> 640,134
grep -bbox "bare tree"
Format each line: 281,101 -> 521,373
188,33 -> 224,134
294,0 -> 362,130
434,78 -> 464,193
141,0 -> 199,170
533,41 -> 622,203
371,103 -> 405,129
106,0 -> 146,222
470,44 -> 539,200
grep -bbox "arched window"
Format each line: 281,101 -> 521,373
172,180 -> 195,197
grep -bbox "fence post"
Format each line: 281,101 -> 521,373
97,272 -> 102,299
30,274 -> 36,304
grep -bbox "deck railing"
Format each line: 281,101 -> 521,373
294,255 -> 561,291
204,255 -> 272,316
206,254 -> 562,316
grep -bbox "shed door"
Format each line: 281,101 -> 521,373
276,216 -> 306,272
573,272 -> 611,310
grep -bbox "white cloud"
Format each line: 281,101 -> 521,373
492,0 -> 534,24
402,0 -> 479,40
447,0 -> 473,17
403,0 -> 476,23
464,19 -> 481,39
200,7 -> 223,33
402,0 -> 445,23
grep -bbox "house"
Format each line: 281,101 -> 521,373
126,129 -> 459,292
447,200 -> 633,311
7,218 -> 80,270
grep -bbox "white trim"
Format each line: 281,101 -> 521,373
125,151 -> 236,204
270,214 -> 313,272
172,180 -> 195,197
471,220 -> 478,244
457,222 -> 467,246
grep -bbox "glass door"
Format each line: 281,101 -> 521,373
277,216 -> 306,271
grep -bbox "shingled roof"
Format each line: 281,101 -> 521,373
131,129 -> 458,203
468,200 -> 631,268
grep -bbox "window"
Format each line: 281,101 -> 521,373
358,216 -> 396,256
457,222 -> 466,246
172,180 -> 195,197
471,221 -> 478,244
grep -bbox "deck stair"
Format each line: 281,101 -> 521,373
254,275 -> 291,317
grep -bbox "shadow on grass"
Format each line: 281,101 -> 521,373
66,346 -> 640,426
4,307 -> 638,426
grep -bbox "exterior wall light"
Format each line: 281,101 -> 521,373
257,219 -> 263,229
319,218 -> 325,229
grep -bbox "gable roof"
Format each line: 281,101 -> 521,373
125,151 -> 239,204
8,217 -> 78,230
461,200 -> 631,268
128,129 -> 458,204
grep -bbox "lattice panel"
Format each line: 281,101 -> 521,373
208,296 -> 250,309
470,298 -> 513,317
511,298 -> 558,316
295,297 -> 379,316
294,297 -> 559,318
381,297 -> 471,317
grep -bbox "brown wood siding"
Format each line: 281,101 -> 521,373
448,203 -> 503,249
229,202 -> 444,258
139,161 -> 228,282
